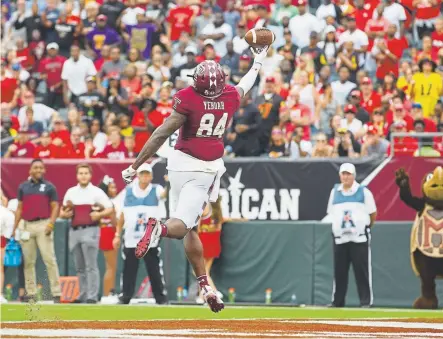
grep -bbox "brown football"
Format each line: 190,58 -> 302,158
244,28 -> 275,48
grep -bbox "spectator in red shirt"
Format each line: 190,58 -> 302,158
360,77 -> 381,114
386,102 -> 414,131
131,99 -> 156,154
354,0 -> 376,32
372,24 -> 407,81
94,45 -> 112,73
15,38 -> 35,72
149,87 -> 173,127
55,127 -> 86,158
120,64 -> 142,104
410,102 -> 437,132
364,108 -> 389,137
364,5 -> 391,51
390,120 -> 418,156
124,134 -> 137,158
196,40 -> 221,63
50,118 -> 71,146
1,62 -> 19,104
413,0 -> 441,40
33,132 -> 58,159
415,35 -> 439,63
4,130 -> 36,158
38,43 -> 67,110
167,0 -> 195,41
431,17 -> 443,54
1,103 -> 20,131
97,127 -> 129,160
280,91 -> 312,141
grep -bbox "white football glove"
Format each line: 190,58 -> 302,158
251,45 -> 269,66
122,165 -> 137,184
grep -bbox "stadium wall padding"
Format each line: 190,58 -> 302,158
5,221 -> 442,307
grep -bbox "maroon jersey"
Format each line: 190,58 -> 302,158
173,85 -> 241,161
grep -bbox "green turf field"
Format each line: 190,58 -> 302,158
1,304 -> 441,322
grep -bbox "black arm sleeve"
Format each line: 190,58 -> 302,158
399,185 -> 425,212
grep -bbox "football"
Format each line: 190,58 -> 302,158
244,27 -> 275,48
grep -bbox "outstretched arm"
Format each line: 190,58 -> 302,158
122,111 -> 186,184
235,47 -> 269,98
395,168 -> 425,212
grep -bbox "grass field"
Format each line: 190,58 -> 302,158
1,303 -> 442,322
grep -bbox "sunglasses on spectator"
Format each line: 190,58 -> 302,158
316,138 -> 327,143
272,130 -> 283,135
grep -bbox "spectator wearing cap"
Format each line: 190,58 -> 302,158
299,31 -> 328,73
256,76 -> 284,153
113,163 -> 168,305
348,90 -> 370,124
62,45 -> 97,107
371,24 -> 407,82
166,0 -> 195,41
232,23 -> 249,55
333,128 -> 361,157
289,0 -> 322,49
280,91 -> 312,141
431,17 -> 443,54
17,91 -> 57,130
226,92 -> 262,157
331,66 -> 357,107
12,159 -> 61,302
99,47 -> 129,84
195,3 -> 213,37
338,16 -> 369,66
106,75 -> 130,116
4,130 -> 35,158
361,125 -> 390,157
411,58 -> 442,118
317,25 -> 338,68
200,12 -> 232,57
171,46 -> 198,84
60,163 -> 113,303
364,108 -> 389,138
413,120 -> 441,157
77,76 -> 106,125
99,0 -> 126,31
341,104 -> 363,135
220,41 -> 240,72
373,0 -> 406,38
38,43 -> 67,110
360,77 -> 381,114
231,54 -> 254,85
272,0 -> 299,25
278,29 -> 298,63
33,132 -> 58,159
386,102 -> 414,131
86,14 -> 121,60
390,120 -> 418,156
326,163 -> 376,308
97,127 -> 129,160
410,103 -> 437,132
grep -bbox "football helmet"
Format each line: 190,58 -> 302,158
190,60 -> 226,98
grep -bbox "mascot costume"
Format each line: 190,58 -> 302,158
395,166 -> 443,309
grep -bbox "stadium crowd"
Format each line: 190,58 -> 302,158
1,0 -> 443,159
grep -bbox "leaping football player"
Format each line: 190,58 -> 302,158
121,47 -> 268,313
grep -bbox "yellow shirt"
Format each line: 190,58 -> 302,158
412,72 -> 442,118
120,127 -> 134,138
396,76 -> 412,96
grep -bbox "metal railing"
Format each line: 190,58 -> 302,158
390,132 -> 443,156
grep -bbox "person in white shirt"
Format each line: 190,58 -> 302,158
338,16 -> 369,66
289,126 -> 313,158
372,0 -> 406,38
17,91 -> 57,129
60,163 -> 113,303
113,164 -> 168,305
289,0 -> 323,48
120,0 -> 145,26
200,12 -> 233,57
61,45 -> 97,106
331,66 -> 357,106
232,23 -> 249,55
341,104 -> 363,135
316,0 -> 338,21
326,163 -> 377,307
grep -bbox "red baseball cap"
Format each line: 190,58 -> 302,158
97,14 -> 107,21
265,76 -> 276,83
367,125 -> 377,135
240,54 -> 251,61
361,77 -> 372,85
344,104 -> 357,114
350,90 -> 361,97
296,0 -> 307,6
392,120 -> 406,128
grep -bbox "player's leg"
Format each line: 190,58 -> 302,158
205,258 -> 216,291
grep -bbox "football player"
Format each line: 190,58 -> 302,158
122,47 -> 268,312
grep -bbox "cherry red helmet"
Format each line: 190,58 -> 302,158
191,60 -> 226,98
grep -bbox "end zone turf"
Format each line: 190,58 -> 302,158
1,304 -> 442,322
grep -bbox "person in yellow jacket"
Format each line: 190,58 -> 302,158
411,59 -> 443,118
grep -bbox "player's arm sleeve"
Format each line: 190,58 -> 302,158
235,62 -> 261,97
364,188 -> 377,214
